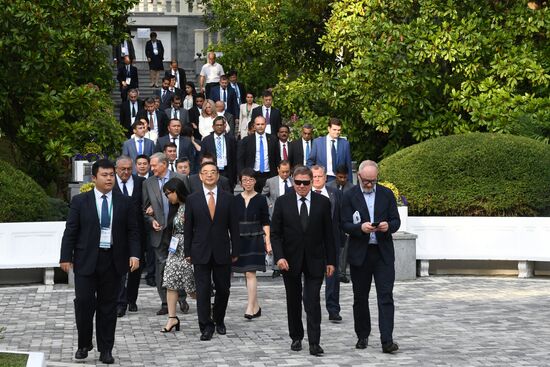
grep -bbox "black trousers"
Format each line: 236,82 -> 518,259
350,244 -> 395,344
283,271 -> 323,345
144,231 -> 156,281
253,171 -> 272,193
194,256 -> 231,332
325,244 -> 340,315
74,250 -> 120,353
117,260 -> 143,308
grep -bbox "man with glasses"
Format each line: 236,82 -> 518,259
271,166 -> 336,356
200,116 -> 237,191
341,160 -> 401,353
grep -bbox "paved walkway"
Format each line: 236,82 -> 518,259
1,276 -> 549,366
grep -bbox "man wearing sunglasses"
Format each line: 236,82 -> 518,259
271,166 -> 336,356
341,160 -> 401,353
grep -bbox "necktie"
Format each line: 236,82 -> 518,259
284,179 -> 290,193
265,108 -> 270,126
122,182 -> 129,196
160,177 -> 169,220
131,103 -> 136,117
222,88 -> 226,102
282,143 -> 288,160
208,191 -> 215,219
138,139 -> 143,154
315,190 -> 322,194
299,197 -> 308,231
305,141 -> 310,162
170,162 -> 175,171
216,136 -> 223,164
259,135 -> 265,173
100,195 -> 110,228
127,65 -> 130,75
172,137 -> 177,143
162,90 -> 166,100
331,139 -> 337,173
149,113 -> 155,130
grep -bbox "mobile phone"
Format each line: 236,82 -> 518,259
371,222 -> 380,227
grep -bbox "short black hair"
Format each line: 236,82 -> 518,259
328,117 -> 342,127
278,125 -> 290,133
163,142 -> 177,151
200,152 -> 217,164
150,32 -> 157,38
176,157 -> 190,165
196,92 -> 205,100
220,74 -> 229,81
227,70 -> 238,77
200,161 -> 219,172
92,159 -> 115,177
262,90 -> 273,98
131,120 -> 146,130
135,154 -> 150,163
239,167 -> 256,181
162,76 -> 171,83
335,164 -> 349,175
278,159 -> 290,168
163,177 -> 188,203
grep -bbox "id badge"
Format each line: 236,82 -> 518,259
153,49 -> 159,55
353,211 -> 361,224
125,77 -> 132,85
168,236 -> 179,254
121,46 -> 128,55
100,227 -> 112,249
217,157 -> 227,167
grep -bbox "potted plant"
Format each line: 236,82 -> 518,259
72,142 -> 105,182
378,181 -> 408,232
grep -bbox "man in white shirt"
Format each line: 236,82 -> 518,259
277,125 -> 291,161
199,52 -> 224,99
122,121 -> 155,172
289,124 -> 314,168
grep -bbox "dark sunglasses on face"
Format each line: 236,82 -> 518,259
294,180 -> 311,186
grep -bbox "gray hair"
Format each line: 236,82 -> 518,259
127,88 -> 139,96
302,123 -> 313,130
150,152 -> 168,165
310,165 -> 326,175
358,160 -> 378,173
116,155 -> 133,166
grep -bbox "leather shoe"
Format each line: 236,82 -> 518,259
116,306 -> 126,318
356,338 -> 367,349
290,339 -> 302,351
200,329 -> 213,341
156,305 -> 168,315
382,342 -> 399,353
329,313 -> 342,322
272,270 -> 281,278
309,344 -> 324,356
99,350 -> 114,364
339,275 -> 350,283
145,278 -> 156,287
215,323 -> 226,335
74,344 -> 93,359
128,303 -> 138,312
179,299 -> 190,314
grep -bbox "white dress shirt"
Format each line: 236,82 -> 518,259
296,191 -> 311,215
116,175 -> 134,197
203,185 -> 218,205
325,135 -> 338,176
254,132 -> 270,172
200,62 -> 225,84
278,176 -> 291,195
93,188 -> 113,227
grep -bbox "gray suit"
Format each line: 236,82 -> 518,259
142,171 -> 188,304
327,180 -> 354,193
164,107 -> 190,127
122,138 -> 155,173
262,175 -> 293,218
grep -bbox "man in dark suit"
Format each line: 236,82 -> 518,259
153,77 -> 175,111
60,159 -> 140,364
189,152 -> 231,193
227,70 -> 246,105
307,118 -> 353,182
119,89 -> 143,137
250,90 -> 282,136
200,116 -> 237,190
214,100 -> 236,135
341,160 -> 401,353
209,75 -> 238,119
271,166 -> 336,356
164,96 -> 190,127
289,124 -> 314,168
117,56 -> 139,101
276,125 -> 292,161
164,60 -> 186,89
113,35 -> 136,68
237,116 -> 279,192
184,161 -> 240,341
188,93 -> 205,140
155,119 -> 196,170
122,121 -> 155,172
142,153 -> 189,315
114,156 -> 146,317
136,97 -> 168,138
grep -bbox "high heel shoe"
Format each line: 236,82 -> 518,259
161,316 -> 180,332
252,307 -> 262,318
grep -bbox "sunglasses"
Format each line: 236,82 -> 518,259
294,180 -> 311,186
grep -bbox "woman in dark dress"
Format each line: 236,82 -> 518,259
145,31 -> 164,88
232,168 -> 271,319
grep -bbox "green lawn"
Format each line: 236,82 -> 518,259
0,352 -> 28,367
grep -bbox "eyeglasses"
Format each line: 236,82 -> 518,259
241,177 -> 255,183
117,167 -> 132,172
359,178 -> 378,185
164,191 -> 174,197
294,180 -> 311,186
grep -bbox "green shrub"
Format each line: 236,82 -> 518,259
0,160 -> 50,222
379,133 -> 550,216
45,197 -> 69,221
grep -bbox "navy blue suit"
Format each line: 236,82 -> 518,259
307,136 -> 353,182
209,86 -> 238,118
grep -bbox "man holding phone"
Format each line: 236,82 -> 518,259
341,160 -> 401,353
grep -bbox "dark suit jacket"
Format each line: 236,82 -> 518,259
250,106 -> 282,136
271,191 -> 336,277
117,64 -> 139,91
325,186 -> 344,251
327,180 -> 354,193
164,68 -> 187,88
119,99 -> 143,136
154,89 -> 175,111
114,39 -> 136,64
184,189 -> 240,264
156,134 -> 195,158
237,133 -> 279,176
223,112 -> 235,134
200,133 -> 237,186
229,82 -> 246,105
288,138 -> 313,168
188,174 -> 231,194
210,86 -> 238,118
114,175 -> 146,256
60,190 -> 140,276
136,109 -> 168,137
122,137 -> 155,164
307,136 -> 353,181
164,107 -> 190,127
341,184 -> 400,266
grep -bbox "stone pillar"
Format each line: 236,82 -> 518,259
518,261 -> 534,278
392,232 -> 417,281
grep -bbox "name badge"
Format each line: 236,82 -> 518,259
168,236 -> 179,254
153,49 -> 159,55
353,211 -> 361,224
125,77 -> 132,85
217,157 -> 227,168
100,227 -> 112,249
121,46 -> 128,55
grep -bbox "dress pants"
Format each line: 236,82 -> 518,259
325,245 -> 340,315
194,255 -> 231,332
253,171 -> 272,194
74,249 -> 120,353
350,244 -> 395,344
283,268 -> 323,345
117,260 -> 143,308
339,235 -> 350,277
144,231 -> 156,282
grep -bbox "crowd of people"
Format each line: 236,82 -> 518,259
59,36 -> 401,364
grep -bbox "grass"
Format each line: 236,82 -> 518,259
0,352 -> 28,367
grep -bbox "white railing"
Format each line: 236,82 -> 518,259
131,0 -> 204,16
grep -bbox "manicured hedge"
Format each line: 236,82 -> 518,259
0,160 -> 50,222
379,133 -> 550,216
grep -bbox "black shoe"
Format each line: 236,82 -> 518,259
272,270 -> 281,278
128,303 -> 138,312
156,305 -> 168,315
382,342 -> 399,353
145,278 -> 156,287
290,339 -> 302,351
215,323 -> 226,335
251,307 -> 261,319
339,275 -> 350,283
74,344 -> 93,359
329,313 -> 342,322
99,350 -> 114,364
200,329 -> 213,341
309,344 -> 324,356
356,338 -> 367,349
161,316 -> 180,333
116,306 -> 126,318
179,299 -> 190,314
